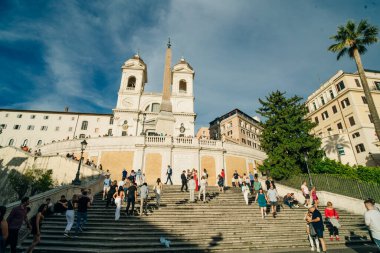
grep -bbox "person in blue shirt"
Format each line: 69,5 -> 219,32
122,169 -> 127,181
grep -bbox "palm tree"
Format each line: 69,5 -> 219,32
328,20 -> 380,140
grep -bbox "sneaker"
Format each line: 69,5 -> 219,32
310,246 -> 315,251
63,233 -> 71,238
316,249 -> 320,253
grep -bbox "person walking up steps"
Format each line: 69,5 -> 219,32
126,182 -> 137,216
181,170 -> 188,192
75,191 -> 91,236
139,183 -> 149,216
153,178 -> 163,208
6,197 -> 31,253
64,194 -> 78,238
165,165 -> 173,185
255,188 -> 268,219
113,186 -> 125,220
26,204 -> 47,253
188,176 -> 196,202
198,176 -> 207,203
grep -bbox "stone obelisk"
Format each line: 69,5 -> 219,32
155,39 -> 175,136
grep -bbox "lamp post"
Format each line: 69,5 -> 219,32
140,113 -> 147,136
304,152 -> 313,187
72,139 -> 88,185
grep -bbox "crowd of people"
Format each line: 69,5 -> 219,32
1,169 -> 380,253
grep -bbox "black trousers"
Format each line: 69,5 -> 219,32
6,228 -> 19,253
181,181 -> 188,191
126,197 -> 135,215
165,175 -> 173,185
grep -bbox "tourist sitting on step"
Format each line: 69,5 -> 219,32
283,193 -> 299,208
44,198 -> 54,216
54,195 -> 68,214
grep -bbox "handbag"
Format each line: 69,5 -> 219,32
329,217 -> 341,228
309,224 -> 317,236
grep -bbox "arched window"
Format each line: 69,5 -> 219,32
127,76 -> 136,89
8,139 -> 14,146
22,139 -> 28,146
37,140 -> 42,146
81,121 -> 88,130
179,80 -> 187,93
151,103 -> 160,112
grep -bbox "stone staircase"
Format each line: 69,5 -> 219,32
18,185 -> 375,252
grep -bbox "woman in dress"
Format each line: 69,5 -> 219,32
255,188 -> 268,219
193,169 -> 199,191
113,186 -> 125,221
0,206 -> 8,253
325,201 -> 340,241
27,204 -> 47,253
310,186 -> 319,208
64,194 -> 78,237
153,178 -> 163,208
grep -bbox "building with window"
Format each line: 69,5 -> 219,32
0,52 -> 196,148
305,70 -> 380,166
195,127 -> 210,140
209,109 -> 263,150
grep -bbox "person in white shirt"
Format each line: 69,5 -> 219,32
188,176 -> 196,202
364,198 -> 380,249
198,176 -> 207,203
153,178 -> 163,208
139,183 -> 149,216
301,181 -> 310,207
103,176 -> 111,200
241,182 -> 250,205
118,179 -> 125,188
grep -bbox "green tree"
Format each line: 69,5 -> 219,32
8,168 -> 54,199
8,170 -> 32,200
328,20 -> 380,140
25,169 -> 54,195
257,91 -> 324,180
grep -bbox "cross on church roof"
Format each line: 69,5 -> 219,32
167,38 -> 171,48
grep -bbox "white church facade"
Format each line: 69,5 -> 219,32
0,44 -> 196,148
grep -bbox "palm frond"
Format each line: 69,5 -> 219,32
357,20 -> 369,34
328,43 -> 345,52
336,48 -> 347,60
357,44 -> 368,55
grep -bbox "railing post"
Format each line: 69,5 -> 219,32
357,181 -> 364,200
325,174 -> 331,191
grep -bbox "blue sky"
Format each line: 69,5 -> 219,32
1,0 -> 379,130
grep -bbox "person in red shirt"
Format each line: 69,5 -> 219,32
324,201 -> 340,241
